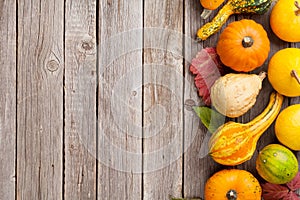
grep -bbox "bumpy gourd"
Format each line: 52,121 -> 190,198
196,0 -> 273,41
209,92 -> 284,166
210,72 -> 266,118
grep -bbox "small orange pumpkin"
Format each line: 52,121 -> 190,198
200,0 -> 225,19
216,19 -> 270,72
205,169 -> 262,200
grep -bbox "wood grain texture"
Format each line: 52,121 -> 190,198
0,0 -> 16,199
17,0 -> 64,199
97,0 -> 143,199
0,1 -> 298,199
143,0 -> 183,199
64,1 -> 97,199
183,0 -> 223,198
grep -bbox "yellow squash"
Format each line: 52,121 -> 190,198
208,92 -> 284,166
270,0 -> 300,42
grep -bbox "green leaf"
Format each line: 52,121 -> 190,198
193,106 -> 225,133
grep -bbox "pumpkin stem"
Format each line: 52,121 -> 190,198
295,1 -> 300,16
201,9 -> 213,20
291,70 -> 300,85
258,71 -> 267,81
242,36 -> 254,48
226,189 -> 237,200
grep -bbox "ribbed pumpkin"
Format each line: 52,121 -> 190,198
209,92 -> 283,166
205,169 -> 262,200
216,19 -> 270,72
256,144 -> 299,184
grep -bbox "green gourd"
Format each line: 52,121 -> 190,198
256,144 -> 299,184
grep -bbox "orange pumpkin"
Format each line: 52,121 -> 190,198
216,19 -> 270,72
200,0 -> 225,19
205,169 -> 262,200
270,0 -> 300,42
200,0 -> 224,10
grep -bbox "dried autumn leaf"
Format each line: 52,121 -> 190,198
283,192 -> 300,200
262,182 -> 289,200
190,47 -> 225,106
287,172 -> 300,191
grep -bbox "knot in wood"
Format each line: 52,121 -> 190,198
184,99 -> 196,111
46,60 -> 59,72
81,41 -> 94,51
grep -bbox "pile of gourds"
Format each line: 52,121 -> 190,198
194,0 -> 300,199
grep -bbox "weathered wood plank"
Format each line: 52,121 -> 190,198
0,0 -> 16,199
97,0 -> 143,199
183,0 -> 228,198
64,1 -> 97,199
17,0 -> 63,199
143,0 -> 183,199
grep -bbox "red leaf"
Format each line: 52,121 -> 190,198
287,172 -> 300,191
283,192 -> 300,200
189,47 -> 225,106
262,182 -> 289,200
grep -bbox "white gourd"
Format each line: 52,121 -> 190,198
210,72 -> 266,118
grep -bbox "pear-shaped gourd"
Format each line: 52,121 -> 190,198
210,72 -> 266,118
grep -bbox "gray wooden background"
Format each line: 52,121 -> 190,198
1,0 -> 299,199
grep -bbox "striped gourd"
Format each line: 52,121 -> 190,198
208,92 -> 284,166
256,144 -> 299,184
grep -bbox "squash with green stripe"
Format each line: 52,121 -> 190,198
196,0 -> 273,41
208,92 -> 284,166
256,144 -> 299,184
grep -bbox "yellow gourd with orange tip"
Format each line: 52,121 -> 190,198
209,92 -> 284,166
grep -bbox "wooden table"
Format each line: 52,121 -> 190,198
1,0 -> 299,199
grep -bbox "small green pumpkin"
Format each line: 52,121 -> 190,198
256,144 -> 299,184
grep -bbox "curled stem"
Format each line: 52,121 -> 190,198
295,1 -> 300,16
291,70 -> 300,85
